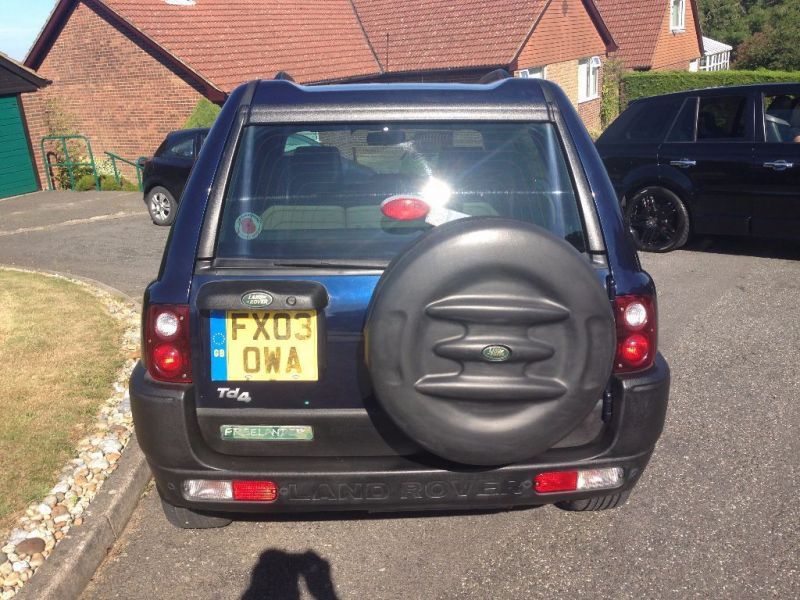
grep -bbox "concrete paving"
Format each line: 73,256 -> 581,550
0,192 -> 797,599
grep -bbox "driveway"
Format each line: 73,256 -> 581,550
84,243 -> 798,599
0,191 -> 167,299
0,192 -> 797,599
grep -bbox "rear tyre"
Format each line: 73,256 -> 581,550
556,490 -> 631,512
146,186 -> 177,226
159,496 -> 232,529
625,187 -> 689,253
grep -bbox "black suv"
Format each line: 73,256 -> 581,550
142,128 -> 209,225
597,83 -> 800,252
130,78 -> 670,529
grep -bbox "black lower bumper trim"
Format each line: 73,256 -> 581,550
131,354 -> 670,514
152,453 -> 650,514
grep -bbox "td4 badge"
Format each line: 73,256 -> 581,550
217,387 -> 252,403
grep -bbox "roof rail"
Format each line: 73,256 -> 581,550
273,71 -> 295,82
478,69 -> 512,84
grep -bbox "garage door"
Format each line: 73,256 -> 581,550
0,95 -> 38,199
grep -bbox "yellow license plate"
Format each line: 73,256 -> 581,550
210,310 -> 318,381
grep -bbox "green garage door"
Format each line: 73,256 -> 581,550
0,95 -> 38,199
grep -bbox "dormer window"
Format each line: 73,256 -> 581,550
670,0 -> 686,32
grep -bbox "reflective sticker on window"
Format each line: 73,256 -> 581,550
235,212 -> 263,240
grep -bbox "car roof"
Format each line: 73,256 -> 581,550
631,81 -> 800,105
169,127 -> 210,136
248,78 -> 551,119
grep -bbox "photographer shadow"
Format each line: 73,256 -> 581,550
241,549 -> 339,600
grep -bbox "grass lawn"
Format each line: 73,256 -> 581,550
0,269 -> 125,532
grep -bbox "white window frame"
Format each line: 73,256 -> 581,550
516,66 -> 546,79
578,57 -> 601,103
670,0 -> 686,32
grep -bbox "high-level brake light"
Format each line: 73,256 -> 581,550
381,195 -> 430,221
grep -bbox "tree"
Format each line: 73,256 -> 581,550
734,4 -> 800,70
698,0 -> 800,70
698,0 -> 749,47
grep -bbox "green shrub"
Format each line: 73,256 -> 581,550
99,176 -> 122,192
621,70 -> 800,105
601,59 -> 625,129
183,98 -> 221,129
75,173 -> 98,191
121,179 -> 139,192
53,159 -> 93,190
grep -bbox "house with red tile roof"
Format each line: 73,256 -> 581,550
19,0 -> 683,186
594,0 -> 704,71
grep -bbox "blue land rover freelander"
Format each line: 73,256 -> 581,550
130,77 -> 670,528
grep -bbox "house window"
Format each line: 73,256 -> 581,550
670,0 -> 686,32
516,66 -> 546,79
578,57 -> 601,102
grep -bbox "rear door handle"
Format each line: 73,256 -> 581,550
669,158 -> 696,168
763,160 -> 794,171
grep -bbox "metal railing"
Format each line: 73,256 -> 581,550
40,135 -> 99,191
105,152 -> 144,191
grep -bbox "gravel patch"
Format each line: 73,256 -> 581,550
0,269 -> 139,599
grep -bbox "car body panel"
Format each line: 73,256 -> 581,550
134,78 -> 669,515
598,83 -> 800,241
142,127 -> 210,203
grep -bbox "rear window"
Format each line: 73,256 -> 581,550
598,98 -> 682,144
161,134 -> 195,159
216,122 -> 586,261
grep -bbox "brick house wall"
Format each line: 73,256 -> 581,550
541,59 -> 604,134
22,1 -> 206,187
513,0 -> 608,132
651,0 -> 702,70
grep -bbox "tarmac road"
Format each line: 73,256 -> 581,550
1,192 -> 797,599
0,191 -> 167,299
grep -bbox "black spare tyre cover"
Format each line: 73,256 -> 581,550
365,218 -> 615,466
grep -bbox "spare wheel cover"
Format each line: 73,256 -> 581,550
365,218 -> 615,465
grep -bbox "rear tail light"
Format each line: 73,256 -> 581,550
534,467 -> 624,493
534,470 -> 578,493
182,479 -> 279,502
145,304 -> 192,383
613,295 -> 656,373
232,480 -> 279,502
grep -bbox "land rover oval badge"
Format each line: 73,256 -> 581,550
241,291 -> 273,309
482,345 -> 511,362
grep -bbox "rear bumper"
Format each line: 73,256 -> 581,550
130,354 -> 670,514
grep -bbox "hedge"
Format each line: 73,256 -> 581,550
183,98 -> 221,129
621,70 -> 800,104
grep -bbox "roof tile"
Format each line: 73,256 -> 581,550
593,0 -> 666,69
